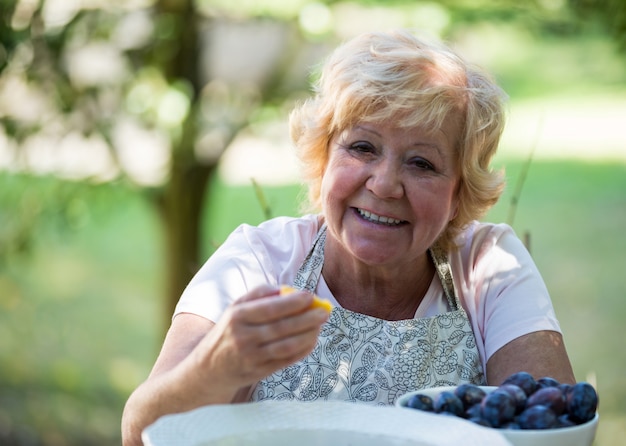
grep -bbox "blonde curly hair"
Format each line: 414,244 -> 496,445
290,29 -> 507,250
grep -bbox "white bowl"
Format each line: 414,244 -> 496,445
143,400 -> 512,446
396,386 -> 599,446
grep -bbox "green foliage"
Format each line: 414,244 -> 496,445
0,175 -> 162,445
493,32 -> 626,98
0,1 -> 22,71
1,2 -> 626,444
1,160 -> 625,444
0,174 -> 95,264
569,0 -> 626,50
202,175 -> 304,254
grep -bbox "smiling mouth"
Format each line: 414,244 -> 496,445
356,208 -> 406,226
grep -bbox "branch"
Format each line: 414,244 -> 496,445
506,112 -> 543,227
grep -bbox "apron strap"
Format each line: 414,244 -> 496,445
428,243 -> 460,311
292,223 -> 327,293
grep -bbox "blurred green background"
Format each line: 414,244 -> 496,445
1,0 -> 625,445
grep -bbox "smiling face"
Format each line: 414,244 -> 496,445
320,117 -> 461,270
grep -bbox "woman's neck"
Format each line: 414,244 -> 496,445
321,237 -> 435,321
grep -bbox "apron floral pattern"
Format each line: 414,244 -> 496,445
250,225 -> 485,405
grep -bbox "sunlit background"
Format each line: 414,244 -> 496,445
1,0 -> 625,445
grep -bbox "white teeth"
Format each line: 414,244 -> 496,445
357,209 -> 403,225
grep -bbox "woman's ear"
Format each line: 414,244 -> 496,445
449,182 -> 461,222
448,179 -> 463,222
449,203 -> 459,222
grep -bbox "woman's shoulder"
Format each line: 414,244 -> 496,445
256,213 -> 321,232
235,214 -> 321,242
181,215 -> 321,302
456,221 -> 521,251
452,221 -> 530,269
226,214 -> 321,258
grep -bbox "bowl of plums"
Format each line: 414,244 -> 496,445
396,372 -> 599,446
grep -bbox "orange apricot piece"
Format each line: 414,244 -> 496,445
279,285 -> 333,313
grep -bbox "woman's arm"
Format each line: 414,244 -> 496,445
121,314 -> 220,446
486,330 -> 576,385
121,285 -> 329,446
460,224 -> 576,386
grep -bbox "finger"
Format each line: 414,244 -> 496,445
215,299 -> 324,359
260,326 -> 324,363
233,290 -> 315,325
212,307 -> 329,386
241,328 -> 323,379
212,317 -> 323,384
253,307 -> 329,345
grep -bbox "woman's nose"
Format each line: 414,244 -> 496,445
365,160 -> 404,199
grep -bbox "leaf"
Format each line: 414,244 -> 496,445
290,371 -> 301,392
465,335 -> 477,349
300,388 -> 318,401
370,340 -> 385,355
457,364 -> 474,380
374,370 -> 390,390
313,366 -> 323,390
354,383 -> 378,402
400,331 -> 417,343
337,343 -> 350,352
463,350 -> 479,367
298,365 -> 319,401
310,342 -> 321,362
323,340 -> 339,367
387,386 -> 405,405
348,327 -> 359,339
361,345 -> 378,370
282,365 -> 299,381
319,373 -> 338,397
351,366 -> 369,385
448,329 -> 465,345
386,325 -> 400,337
331,333 -> 346,344
299,366 -> 314,393
319,324 -> 336,337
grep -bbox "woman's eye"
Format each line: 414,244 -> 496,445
350,142 -> 375,153
411,158 -> 434,170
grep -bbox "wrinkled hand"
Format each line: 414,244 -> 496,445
191,284 -> 330,396
121,285 -> 330,446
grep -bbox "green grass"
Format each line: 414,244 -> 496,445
487,160 -> 626,424
488,160 -> 626,445
0,176 -> 163,445
201,176 -> 305,255
1,160 -> 624,445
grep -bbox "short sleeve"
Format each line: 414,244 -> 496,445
173,215 -> 320,323
452,222 -> 562,372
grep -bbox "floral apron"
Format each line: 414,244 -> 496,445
249,225 -> 485,405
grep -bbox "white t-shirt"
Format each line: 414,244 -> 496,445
175,214 -> 561,372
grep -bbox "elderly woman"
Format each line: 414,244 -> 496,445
122,29 -> 574,445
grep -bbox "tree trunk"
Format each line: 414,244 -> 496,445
149,2 -> 298,334
153,0 -> 210,333
158,160 -> 216,333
